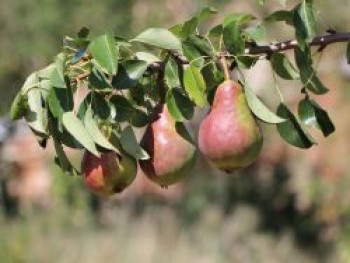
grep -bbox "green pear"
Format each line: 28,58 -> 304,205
139,104 -> 196,187
82,150 -> 137,196
198,80 -> 263,172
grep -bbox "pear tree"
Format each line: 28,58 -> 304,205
9,0 -> 350,195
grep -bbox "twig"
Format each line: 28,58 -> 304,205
246,32 -> 350,55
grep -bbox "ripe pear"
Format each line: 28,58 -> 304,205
82,150 -> 137,196
198,80 -> 263,172
139,104 -> 196,187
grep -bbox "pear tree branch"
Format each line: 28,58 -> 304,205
149,31 -> 350,69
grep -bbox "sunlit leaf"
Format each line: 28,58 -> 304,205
133,28 -> 182,52
84,106 -> 119,152
62,111 -> 100,156
120,126 -> 149,160
244,84 -> 285,124
183,65 -> 207,107
89,33 -> 118,75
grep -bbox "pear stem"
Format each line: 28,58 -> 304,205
220,55 -> 231,81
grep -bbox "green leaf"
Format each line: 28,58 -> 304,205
197,6 -> 218,22
89,67 -> 112,90
298,97 -> 335,137
265,10 -> 294,25
223,13 -> 255,27
25,88 -> 49,136
244,85 -> 285,124
84,106 -> 119,152
165,58 -> 180,89
109,95 -> 134,122
208,24 -> 223,38
88,34 -> 118,75
62,111 -> 100,156
166,88 -> 194,121
270,52 -> 299,80
131,109 -> 149,128
120,126 -> 149,160
294,46 -> 328,94
21,72 -> 40,94
276,103 -> 315,148
182,17 -> 199,39
112,60 -> 148,89
48,70 -> 74,120
293,1 -> 316,43
244,24 -> 267,43
135,52 -> 160,64
347,42 -> 350,64
236,56 -> 259,69
187,35 -> 214,57
183,65 -> 207,107
53,139 -> 78,175
182,43 -> 204,68
132,28 -> 182,52
10,91 -> 28,120
223,19 -> 245,55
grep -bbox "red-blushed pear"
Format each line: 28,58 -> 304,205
198,80 -> 263,172
139,104 -> 196,187
82,150 -> 137,196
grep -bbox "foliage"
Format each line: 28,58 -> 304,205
9,0 -> 347,176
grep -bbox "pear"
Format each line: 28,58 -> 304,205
139,104 -> 196,187
82,150 -> 137,196
198,80 -> 263,172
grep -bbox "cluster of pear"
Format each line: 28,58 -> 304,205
81,80 -> 263,196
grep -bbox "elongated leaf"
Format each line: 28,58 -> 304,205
133,28 -> 182,52
277,103 -> 315,148
347,42 -> 350,64
166,88 -> 194,121
10,91 -> 28,120
165,58 -> 180,89
244,85 -> 285,124
84,106 -> 118,152
120,126 -> 149,160
183,65 -> 207,107
298,97 -> 335,137
293,1 -> 316,43
89,34 -> 118,75
270,52 -> 299,80
62,111 -> 100,156
25,88 -> 48,135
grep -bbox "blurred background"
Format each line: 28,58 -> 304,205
1,0 -> 350,262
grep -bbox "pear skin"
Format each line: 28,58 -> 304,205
198,80 -> 263,172
140,104 -> 196,187
82,151 -> 137,196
